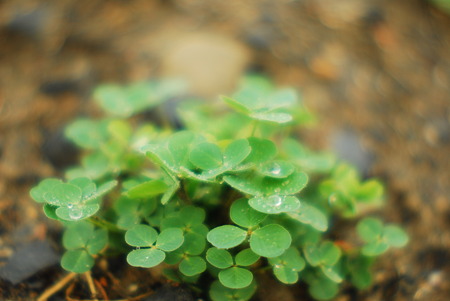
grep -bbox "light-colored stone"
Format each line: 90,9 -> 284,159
160,33 -> 251,98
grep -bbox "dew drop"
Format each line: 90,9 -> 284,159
69,208 -> 83,220
274,188 -> 281,193
268,195 -> 282,207
269,163 -> 281,175
67,203 -> 74,209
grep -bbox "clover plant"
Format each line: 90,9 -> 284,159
30,76 -> 408,300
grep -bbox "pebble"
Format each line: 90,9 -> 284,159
160,33 -> 250,98
0,240 -> 59,285
330,128 -> 374,177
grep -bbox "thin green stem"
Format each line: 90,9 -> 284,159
250,120 -> 259,137
88,216 -> 123,233
177,180 -> 192,205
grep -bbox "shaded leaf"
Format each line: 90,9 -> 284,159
206,248 -> 233,269
308,277 -> 339,301
209,280 -> 257,301
179,256 -> 207,276
230,198 -> 267,228
219,267 -> 253,289
126,180 -> 168,199
63,222 -> 94,250
357,218 -> 383,243
383,225 -> 408,248
287,203 -> 328,232
235,249 -> 260,266
61,250 -> 94,273
190,142 -> 223,170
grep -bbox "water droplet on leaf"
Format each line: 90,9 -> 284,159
269,163 -> 281,175
69,208 -> 83,220
268,195 -> 282,207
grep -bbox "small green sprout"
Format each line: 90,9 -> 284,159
125,225 -> 184,268
30,75 -> 408,301
357,217 -> 409,256
206,247 -> 258,289
268,247 -> 305,284
61,221 -> 108,273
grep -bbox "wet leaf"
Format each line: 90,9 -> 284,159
249,224 -> 291,258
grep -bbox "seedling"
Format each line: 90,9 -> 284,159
30,76 -> 408,300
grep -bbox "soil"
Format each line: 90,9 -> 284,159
1,0 -> 449,300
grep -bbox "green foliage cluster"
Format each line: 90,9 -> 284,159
430,0 -> 450,14
30,76 -> 408,300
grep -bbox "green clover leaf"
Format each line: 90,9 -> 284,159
206,248 -> 233,269
127,248 -> 166,268
243,137 -> 277,166
268,247 -> 305,284
248,195 -> 300,214
125,225 -> 184,268
257,160 -> 295,178
61,250 -> 95,273
30,179 -> 62,203
209,280 -> 257,301
224,171 -> 308,197
207,225 -> 248,249
189,142 -> 223,170
44,183 -> 82,207
125,224 -> 158,247
61,222 -> 108,273
155,228 -> 184,252
235,249 -> 260,267
287,203 -> 328,232
126,179 -> 168,199
282,139 -> 335,173
179,256 -> 207,276
230,198 -> 267,228
308,276 -> 339,301
249,224 -> 291,258
218,267 -> 253,289
304,241 -> 341,267
357,218 -> 408,256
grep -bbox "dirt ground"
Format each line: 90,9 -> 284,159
0,0 -> 449,300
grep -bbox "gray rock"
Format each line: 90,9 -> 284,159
0,240 -> 59,285
330,128 -> 374,177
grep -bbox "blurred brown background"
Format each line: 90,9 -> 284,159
0,0 -> 449,300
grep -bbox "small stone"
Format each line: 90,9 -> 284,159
330,128 -> 374,177
161,33 -> 250,98
0,240 -> 59,284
